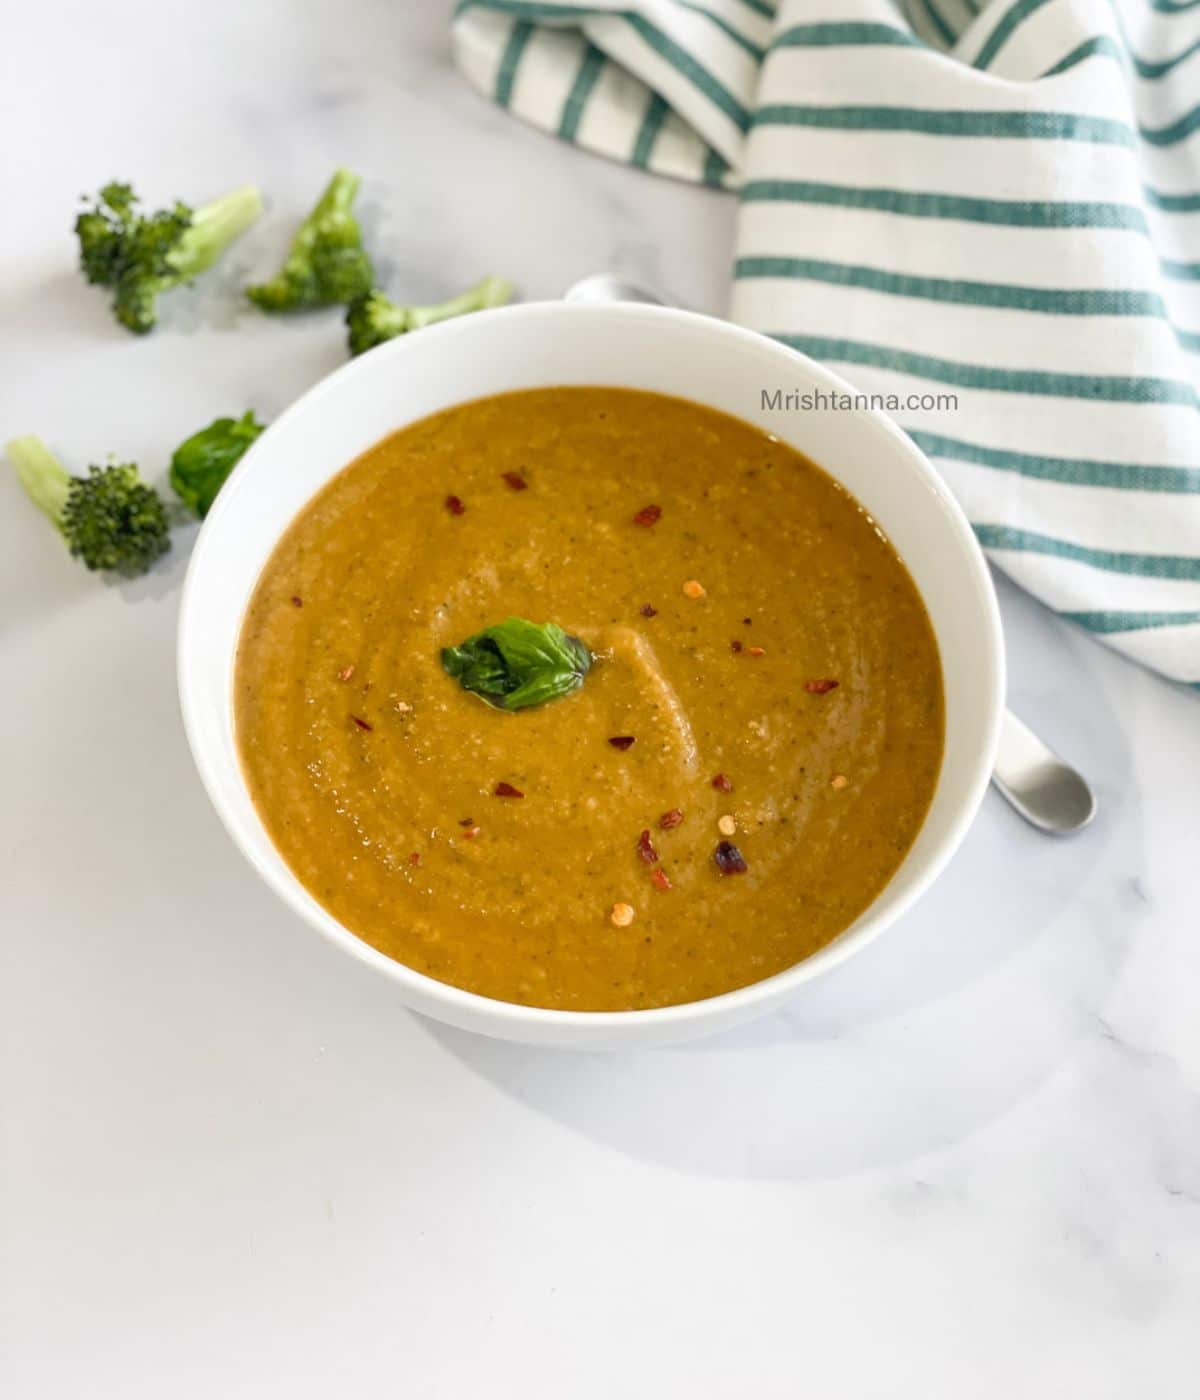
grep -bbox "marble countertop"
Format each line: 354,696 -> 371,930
3,3 -> 1199,1395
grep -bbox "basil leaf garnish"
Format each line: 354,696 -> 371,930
442,617 -> 592,711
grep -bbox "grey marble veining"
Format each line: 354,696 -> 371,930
2,4 -> 1198,1396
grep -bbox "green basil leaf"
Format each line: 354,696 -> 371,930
441,618 -> 591,711
169,410 -> 265,518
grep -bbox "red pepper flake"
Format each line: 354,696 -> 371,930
637,829 -> 659,864
747,645 -> 766,657
337,664 -> 355,682
743,617 -> 752,626
494,781 -> 524,798
351,715 -> 373,731
633,504 -> 662,527
458,816 -> 474,826
408,852 -> 421,867
659,808 -> 684,830
445,494 -> 466,515
714,840 -> 748,875
501,471 -> 527,491
462,824 -> 481,840
731,639 -> 743,654
805,677 -> 840,694
711,772 -> 733,793
290,595 -> 303,608
651,867 -> 673,892
608,735 -> 636,751
640,603 -> 658,618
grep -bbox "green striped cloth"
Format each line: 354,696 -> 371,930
452,0 -> 1200,686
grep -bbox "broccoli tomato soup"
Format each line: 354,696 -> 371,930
235,387 -> 944,1011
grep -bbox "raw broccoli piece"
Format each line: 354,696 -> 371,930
246,169 -> 373,311
75,181 -> 263,334
345,275 -> 514,356
169,411 -> 265,519
6,436 -> 170,577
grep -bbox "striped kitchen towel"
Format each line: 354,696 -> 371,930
452,0 -> 1200,687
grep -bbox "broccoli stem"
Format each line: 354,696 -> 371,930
6,436 -> 70,533
406,276 -> 515,330
168,185 -> 264,278
311,169 -> 361,223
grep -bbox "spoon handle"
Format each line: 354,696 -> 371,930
564,273 -> 673,306
991,709 -> 1096,834
561,275 -> 1098,836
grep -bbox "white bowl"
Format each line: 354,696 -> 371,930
178,302 -> 1004,1048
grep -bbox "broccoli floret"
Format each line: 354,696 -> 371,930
345,275 -> 514,356
246,169 -> 373,312
169,411 -> 265,518
75,181 -> 263,334
6,436 -> 170,577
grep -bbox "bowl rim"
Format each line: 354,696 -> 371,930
178,299 -> 1005,1034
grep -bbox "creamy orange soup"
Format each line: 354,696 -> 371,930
235,388 -> 944,1010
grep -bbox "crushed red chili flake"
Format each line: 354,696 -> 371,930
640,604 -> 658,618
501,471 -> 527,491
408,852 -> 421,867
711,772 -> 733,793
462,825 -> 481,840
632,504 -> 662,527
637,829 -> 659,864
337,664 -> 355,682
747,645 -> 766,657
458,816 -> 474,826
651,867 -> 673,892
805,677 -> 840,694
445,494 -> 466,515
290,595 -> 303,607
714,840 -> 749,875
743,617 -> 752,625
608,735 -> 636,751
731,640 -> 743,654
494,781 -> 524,798
351,715 -> 373,731
659,808 -> 684,830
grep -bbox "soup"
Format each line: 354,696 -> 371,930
235,388 -> 944,1011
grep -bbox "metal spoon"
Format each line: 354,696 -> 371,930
563,273 -> 1098,835
565,273 -> 667,306
992,709 -> 1096,833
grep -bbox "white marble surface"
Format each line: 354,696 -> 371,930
3,3 -> 1200,1395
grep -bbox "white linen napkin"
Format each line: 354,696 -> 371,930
452,0 -> 1200,688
